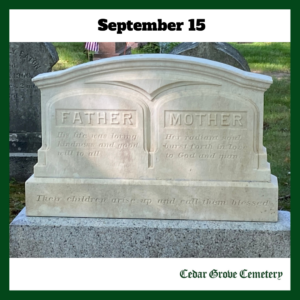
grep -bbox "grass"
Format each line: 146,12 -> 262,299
51,42 -> 89,71
264,78 -> 290,210
131,42 -> 181,54
131,42 -> 291,74
231,43 -> 290,210
9,42 -> 291,222
9,181 -> 25,223
229,42 -> 290,73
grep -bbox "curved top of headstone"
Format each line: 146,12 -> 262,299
169,42 -> 251,72
32,54 -> 270,93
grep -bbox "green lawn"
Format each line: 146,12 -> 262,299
264,78 -> 290,210
51,42 -> 89,71
9,42 -> 290,222
229,43 -> 290,210
229,42 -> 290,73
9,181 -> 25,223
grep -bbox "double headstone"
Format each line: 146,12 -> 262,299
25,54 -> 278,221
9,43 -> 59,181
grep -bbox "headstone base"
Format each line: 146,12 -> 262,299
10,208 -> 290,258
25,175 -> 278,221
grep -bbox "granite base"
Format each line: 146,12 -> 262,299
10,208 -> 290,258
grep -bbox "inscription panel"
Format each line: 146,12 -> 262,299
43,94 -> 148,179
35,194 -> 271,207
156,93 -> 257,181
25,177 -> 278,221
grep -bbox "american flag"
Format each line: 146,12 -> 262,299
85,42 -> 99,52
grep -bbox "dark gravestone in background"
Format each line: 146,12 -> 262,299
169,42 -> 250,72
9,43 -> 59,181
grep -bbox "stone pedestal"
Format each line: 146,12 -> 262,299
25,175 -> 278,222
10,208 -> 290,258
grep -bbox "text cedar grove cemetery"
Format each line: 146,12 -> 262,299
98,19 -> 206,34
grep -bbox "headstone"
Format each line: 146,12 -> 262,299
25,54 -> 278,221
126,42 -> 140,49
93,42 -> 130,60
9,42 -> 59,181
169,42 -> 250,71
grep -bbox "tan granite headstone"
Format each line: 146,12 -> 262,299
25,54 -> 278,221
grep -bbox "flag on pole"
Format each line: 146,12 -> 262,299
85,42 -> 99,52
